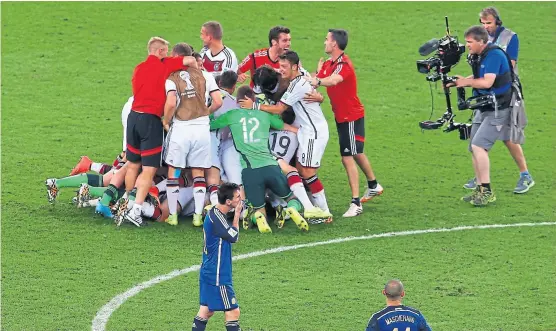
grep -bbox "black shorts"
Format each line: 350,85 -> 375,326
126,111 -> 164,167
336,117 -> 365,156
242,165 -> 292,209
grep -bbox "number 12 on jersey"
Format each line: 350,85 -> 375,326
240,117 -> 260,143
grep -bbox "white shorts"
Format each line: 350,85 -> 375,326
178,186 -> 195,216
269,130 -> 298,164
164,119 -> 211,169
297,129 -> 328,168
221,145 -> 243,185
210,130 -> 222,169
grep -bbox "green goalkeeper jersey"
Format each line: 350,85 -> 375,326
210,108 -> 284,169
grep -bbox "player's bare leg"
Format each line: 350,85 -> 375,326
192,305 -> 214,331
121,165 -> 157,227
354,153 -> 384,203
341,156 -> 363,217
224,308 -> 241,331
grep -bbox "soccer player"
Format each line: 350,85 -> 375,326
240,51 -> 332,216
366,279 -> 432,331
161,42 -> 211,227
192,183 -> 242,331
120,37 -> 196,227
45,172 -> 111,203
237,26 -> 291,86
461,7 -> 534,194
199,21 -> 238,77
210,86 -> 309,233
306,29 -> 384,217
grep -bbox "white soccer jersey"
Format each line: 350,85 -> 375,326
165,71 -> 219,108
121,96 -> 133,151
280,76 -> 328,139
200,46 -> 238,77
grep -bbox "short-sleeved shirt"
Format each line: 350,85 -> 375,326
317,53 -> 364,123
475,47 -> 511,96
238,48 -> 280,88
131,55 -> 185,117
209,108 -> 284,169
280,75 -> 328,139
366,305 -> 432,331
490,26 -> 519,61
199,46 -> 239,77
200,206 -> 238,286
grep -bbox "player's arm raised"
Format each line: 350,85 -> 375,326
211,213 -> 239,243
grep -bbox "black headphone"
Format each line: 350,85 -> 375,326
479,8 -> 503,26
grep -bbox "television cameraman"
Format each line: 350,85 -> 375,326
447,25 -> 513,207
460,7 -> 534,194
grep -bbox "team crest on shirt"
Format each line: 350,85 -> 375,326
231,297 -> 236,304
214,62 -> 221,71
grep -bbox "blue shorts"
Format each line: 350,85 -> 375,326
199,281 -> 239,311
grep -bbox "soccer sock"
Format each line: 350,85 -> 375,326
90,162 -> 111,174
88,186 -> 107,198
208,184 -> 219,206
367,179 -> 378,189
225,320 -> 240,331
100,184 -> 118,206
286,198 -> 303,213
520,170 -> 530,177
131,203 -> 142,219
126,189 -> 137,210
55,174 -> 88,188
286,171 -> 314,210
351,197 -> 361,206
306,175 -> 329,211
193,177 -> 207,215
482,183 -> 491,192
166,177 -> 180,215
141,201 -> 161,220
192,316 -> 208,331
86,174 -> 103,187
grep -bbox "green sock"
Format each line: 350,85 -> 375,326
89,186 -> 107,198
100,185 -> 118,206
287,198 -> 303,213
55,174 -> 88,188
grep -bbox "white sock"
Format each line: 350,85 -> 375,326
209,190 -> 219,206
90,162 -> 103,173
132,203 -> 142,218
290,182 -> 314,210
194,187 -> 207,215
312,190 -> 329,211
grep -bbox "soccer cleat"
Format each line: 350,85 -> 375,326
342,203 -> 363,217
95,203 -> 114,219
77,184 -> 91,207
165,213 -> 178,226
286,207 -> 309,231
471,188 -> 496,207
192,213 -> 204,227
361,183 -> 384,203
242,203 -> 255,230
45,178 -> 59,203
80,198 -> 99,208
463,177 -> 477,190
254,212 -> 272,233
113,198 -> 129,227
69,156 -> 92,176
514,175 -> 535,194
274,205 -> 287,229
461,187 -> 480,203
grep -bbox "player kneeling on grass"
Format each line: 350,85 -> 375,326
209,86 -> 309,233
193,183 -> 242,331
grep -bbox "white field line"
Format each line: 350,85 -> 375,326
92,221 -> 556,330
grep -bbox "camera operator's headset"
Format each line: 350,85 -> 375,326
480,7 -> 502,26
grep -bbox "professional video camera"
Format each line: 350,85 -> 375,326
416,17 -> 472,140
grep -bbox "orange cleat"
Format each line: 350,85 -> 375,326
69,156 -> 92,176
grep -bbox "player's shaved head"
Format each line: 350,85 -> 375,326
147,36 -> 170,54
384,279 -> 404,300
172,42 -> 193,57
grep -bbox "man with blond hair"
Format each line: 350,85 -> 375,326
118,37 -> 197,227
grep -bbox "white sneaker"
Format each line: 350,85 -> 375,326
342,203 -> 363,217
361,183 -> 384,203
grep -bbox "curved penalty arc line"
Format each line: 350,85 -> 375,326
92,221 -> 556,331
